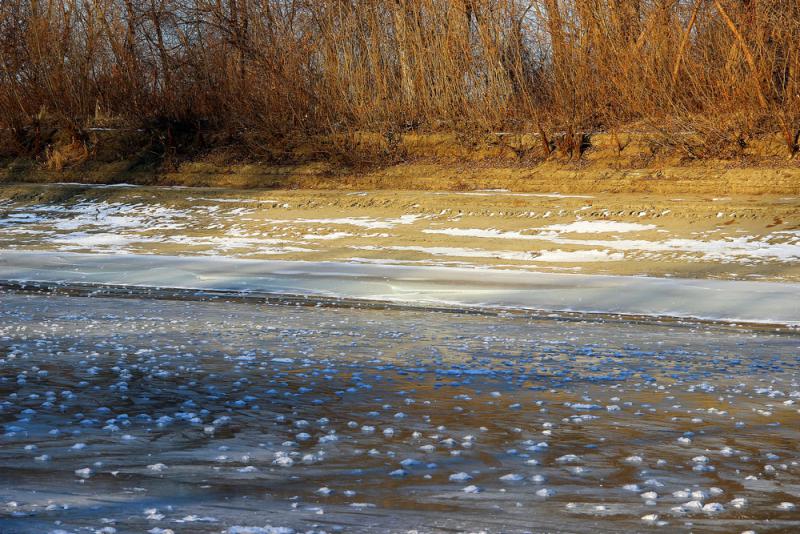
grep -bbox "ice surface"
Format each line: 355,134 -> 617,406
0,250 -> 797,325
1,292 -> 798,533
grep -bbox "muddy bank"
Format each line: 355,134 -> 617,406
4,161 -> 800,196
3,132 -> 800,195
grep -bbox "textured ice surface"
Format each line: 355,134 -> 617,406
1,292 -> 799,533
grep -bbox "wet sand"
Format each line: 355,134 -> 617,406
1,183 -> 799,281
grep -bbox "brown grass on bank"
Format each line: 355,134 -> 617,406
1,0 -> 799,168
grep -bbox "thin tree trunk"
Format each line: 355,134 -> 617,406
671,0 -> 700,85
713,0 -> 767,108
149,0 -> 171,93
393,0 -> 413,107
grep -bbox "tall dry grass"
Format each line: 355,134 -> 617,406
1,0 -> 799,162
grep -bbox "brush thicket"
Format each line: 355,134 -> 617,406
1,0 -> 798,160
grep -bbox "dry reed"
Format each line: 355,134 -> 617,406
1,0 -> 799,162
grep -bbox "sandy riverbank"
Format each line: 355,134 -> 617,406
1,183 -> 799,281
3,130 -> 800,196
4,160 -> 800,196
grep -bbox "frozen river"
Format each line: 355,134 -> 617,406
1,183 -> 799,532
1,291 -> 799,533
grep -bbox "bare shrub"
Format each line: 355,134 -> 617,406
0,1 -> 798,162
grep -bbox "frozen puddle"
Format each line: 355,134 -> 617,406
1,291 -> 799,533
0,250 -> 798,326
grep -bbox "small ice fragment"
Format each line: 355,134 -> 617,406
702,503 -> 724,514
74,467 -> 92,479
683,500 -> 703,512
272,453 -> 294,467
144,508 -> 164,520
641,514 -> 659,524
729,497 -> 748,509
237,466 -> 258,473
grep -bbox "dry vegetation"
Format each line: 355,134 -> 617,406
1,0 -> 799,170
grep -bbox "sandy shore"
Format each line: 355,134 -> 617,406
1,183 -> 798,281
